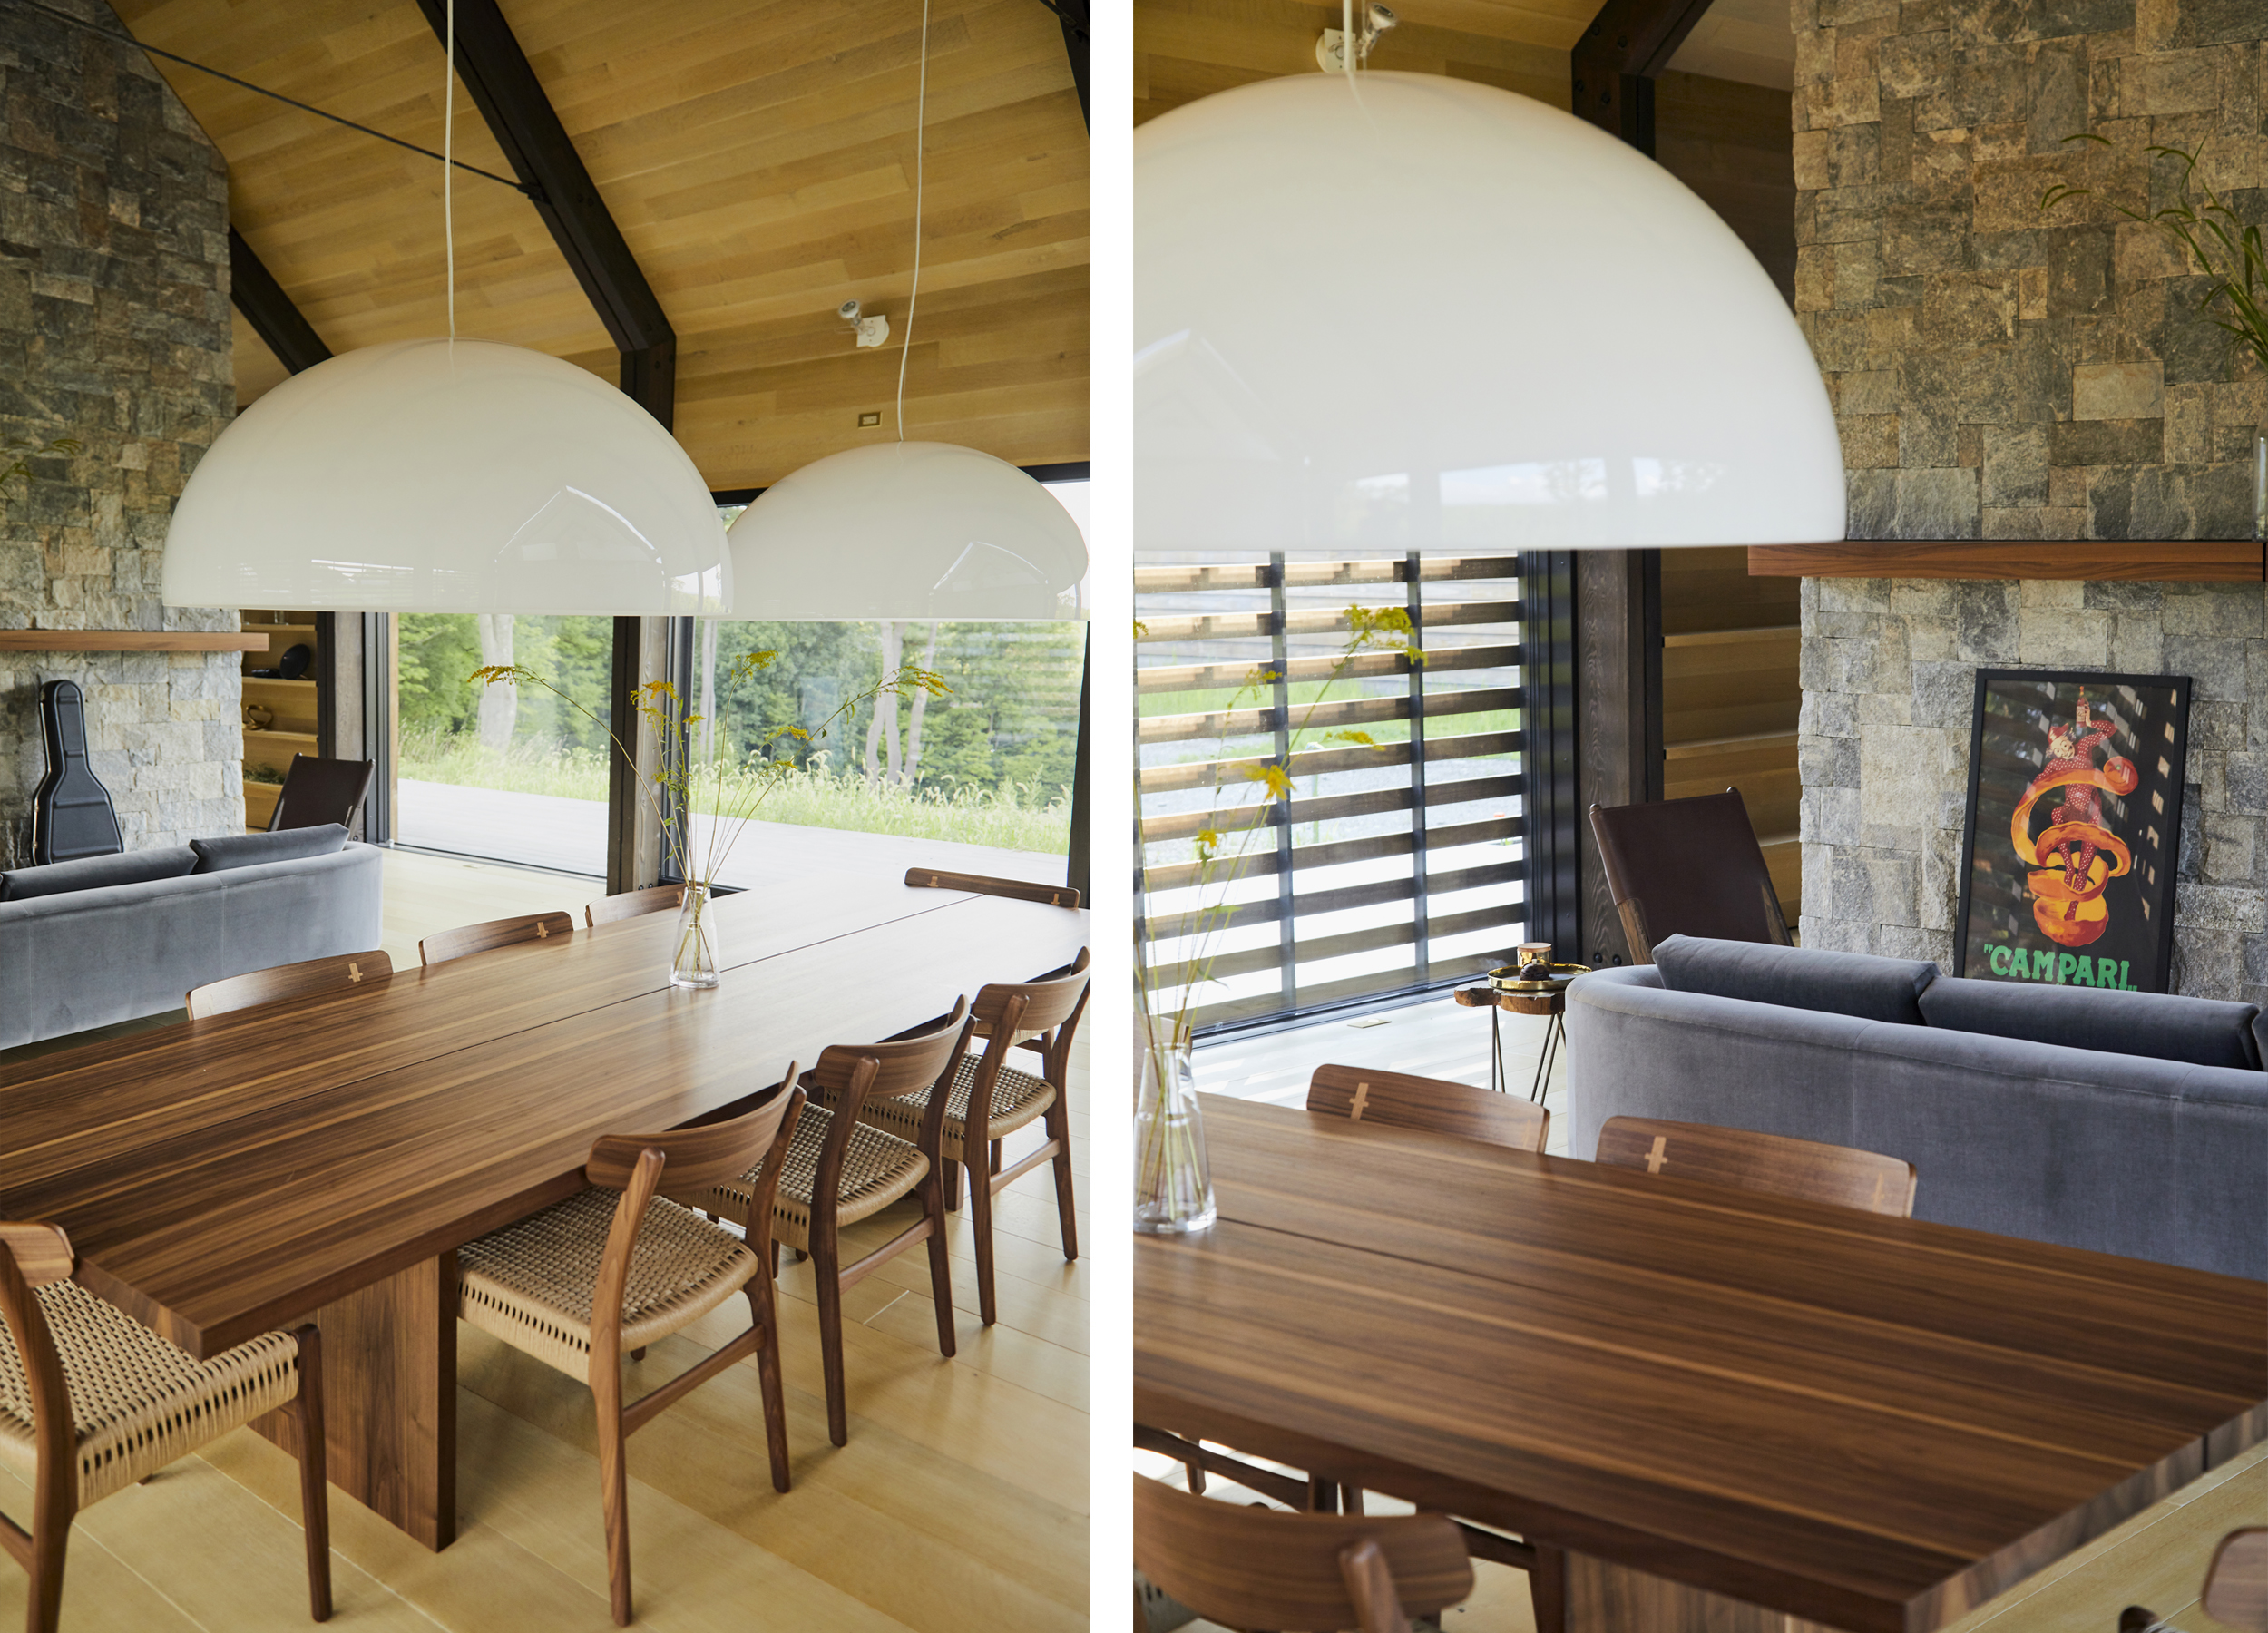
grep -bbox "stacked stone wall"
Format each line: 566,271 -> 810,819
1793,0 -> 2268,994
1794,0 -> 2266,540
0,0 -> 238,860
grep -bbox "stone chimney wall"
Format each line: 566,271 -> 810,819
0,0 -> 240,859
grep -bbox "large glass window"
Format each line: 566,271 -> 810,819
1137,552 -> 1527,1034
679,483 -> 1088,888
390,612 -> 615,875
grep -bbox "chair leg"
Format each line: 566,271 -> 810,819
746,1285 -> 792,1494
921,1170 -> 957,1359
629,1347 -> 647,1362
940,1157 -> 962,1210
291,1324 -> 333,1622
594,1374 -> 634,1627
1045,1096 -> 1079,1263
965,1142 -> 1000,1328
989,1138 -> 1003,1176
1529,1542 -> 1568,1633
813,1234 -> 850,1448
24,1518 -> 67,1633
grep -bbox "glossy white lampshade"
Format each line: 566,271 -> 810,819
1135,72 -> 1846,553
162,338 -> 729,614
727,442 -> 1089,621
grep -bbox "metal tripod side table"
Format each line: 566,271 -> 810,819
1453,985 -> 1567,1102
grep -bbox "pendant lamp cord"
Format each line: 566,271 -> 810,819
1344,0 -> 1354,78
894,0 -> 929,441
445,0 -> 456,341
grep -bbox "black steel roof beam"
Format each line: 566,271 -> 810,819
414,0 -> 675,421
228,226 -> 332,374
1045,0 -> 1089,131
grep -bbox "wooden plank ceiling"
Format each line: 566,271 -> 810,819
112,0 -> 1090,490
1133,0 -> 1791,128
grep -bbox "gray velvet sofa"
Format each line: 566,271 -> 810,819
0,839 -> 385,1050
1565,937 -> 2268,1282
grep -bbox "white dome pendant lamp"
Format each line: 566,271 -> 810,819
726,0 -> 1088,622
1134,4 -> 1846,555
162,3 -> 728,616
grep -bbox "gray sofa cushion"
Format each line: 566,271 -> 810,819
1652,934 -> 1938,1026
191,824 -> 347,873
1566,965 -> 2268,1281
1922,977 -> 2261,1071
0,846 -> 197,901
0,842 -> 386,1051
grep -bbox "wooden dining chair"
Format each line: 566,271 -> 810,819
186,948 -> 393,1020
851,950 -> 1089,1325
455,1077 -> 805,1628
903,866 -> 1080,909
2122,1527 -> 2268,1632
1596,1115 -> 1918,1217
2204,1528 -> 2268,1628
585,884 -> 683,928
1133,1474 -> 1473,1633
0,1222 -> 331,1632
701,1005 -> 971,1448
419,910 -> 575,966
1307,1063 -> 1549,1151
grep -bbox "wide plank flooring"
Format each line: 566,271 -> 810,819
0,846 -> 1089,1630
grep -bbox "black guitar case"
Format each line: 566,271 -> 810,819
31,679 -> 123,865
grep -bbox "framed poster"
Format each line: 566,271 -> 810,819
1953,669 -> 2191,993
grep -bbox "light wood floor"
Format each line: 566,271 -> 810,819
1196,992 -> 1573,1155
1,847 -> 1090,1631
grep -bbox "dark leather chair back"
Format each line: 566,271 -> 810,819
1588,787 -> 1789,964
269,754 -> 376,832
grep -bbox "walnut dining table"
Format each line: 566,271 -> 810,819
1134,1097 -> 2268,1633
0,872 -> 1089,1550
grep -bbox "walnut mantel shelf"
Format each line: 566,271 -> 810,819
0,631 -> 269,652
1748,540 -> 2267,582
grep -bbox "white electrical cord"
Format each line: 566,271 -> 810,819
445,0 -> 455,340
1344,0 -> 1354,78
894,0 -> 929,441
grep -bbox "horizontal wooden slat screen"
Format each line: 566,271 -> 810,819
1138,552 -> 1529,1034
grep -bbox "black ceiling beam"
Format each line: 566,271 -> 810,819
1045,0 -> 1090,132
227,227 -> 332,375
413,0 -> 675,425
1570,0 -> 1714,154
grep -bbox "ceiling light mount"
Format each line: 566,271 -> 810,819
839,298 -> 890,349
1317,3 -> 1396,72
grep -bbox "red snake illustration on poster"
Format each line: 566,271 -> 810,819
2008,688 -> 2138,948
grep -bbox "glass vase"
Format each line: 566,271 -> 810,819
2254,433 -> 2266,543
1134,1040 -> 1216,1234
670,883 -> 720,989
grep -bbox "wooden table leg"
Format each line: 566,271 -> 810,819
1564,1550 -> 1839,1632
252,1251 -> 458,1550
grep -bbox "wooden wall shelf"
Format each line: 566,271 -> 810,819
1748,540 -> 2266,582
0,631 -> 269,651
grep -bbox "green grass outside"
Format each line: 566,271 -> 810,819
398,729 -> 1070,855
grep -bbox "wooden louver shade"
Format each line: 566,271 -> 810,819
1137,554 -> 1530,1032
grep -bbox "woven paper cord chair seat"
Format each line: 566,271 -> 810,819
0,1281 -> 300,1505
459,1188 -> 762,1379
710,1104 -> 929,1254
837,1055 -> 1057,1164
